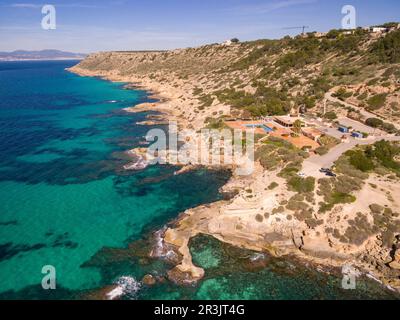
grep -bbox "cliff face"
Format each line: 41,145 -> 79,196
74,45 -> 245,77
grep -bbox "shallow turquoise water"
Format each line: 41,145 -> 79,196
0,61 -> 229,298
0,61 -> 398,300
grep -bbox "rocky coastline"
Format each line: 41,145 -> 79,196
67,53 -> 400,294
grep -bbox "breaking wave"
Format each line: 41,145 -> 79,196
106,276 -> 141,300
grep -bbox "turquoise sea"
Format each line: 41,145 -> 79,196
0,61 -> 398,300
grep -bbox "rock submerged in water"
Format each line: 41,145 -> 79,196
167,266 -> 204,286
123,156 -> 148,171
142,274 -> 156,286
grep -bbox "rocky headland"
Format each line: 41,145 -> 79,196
68,29 -> 400,291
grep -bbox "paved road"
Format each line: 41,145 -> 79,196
302,136 -> 400,177
298,92 -> 400,177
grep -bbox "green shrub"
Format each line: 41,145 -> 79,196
334,175 -> 364,193
205,117 -> 226,130
365,117 -> 383,128
357,92 -> 368,101
367,78 -> 379,86
335,156 -> 369,180
317,178 -> 357,213
288,176 -> 315,193
306,219 -> 324,229
268,182 -> 279,190
255,214 -> 264,223
324,111 -> 338,120
215,86 -> 290,117
267,136 -> 293,148
371,29 -> 400,63
369,203 -> 384,214
330,192 -> 356,204
381,122 -> 397,134
193,87 -> 203,95
315,146 -> 329,156
343,214 -> 375,245
326,29 -> 341,39
278,162 -> 302,179
366,140 -> 400,173
333,88 -> 352,100
366,94 -> 387,110
198,94 -> 214,107
294,209 -> 313,221
272,206 -> 285,214
319,135 -> 340,148
348,150 -> 375,172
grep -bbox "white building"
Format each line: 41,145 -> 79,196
342,30 -> 354,35
371,27 -> 388,33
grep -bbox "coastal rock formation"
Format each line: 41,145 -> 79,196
142,274 -> 156,286
389,249 -> 400,270
300,233 -> 348,261
69,32 -> 400,291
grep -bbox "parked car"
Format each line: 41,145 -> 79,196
326,171 -> 337,177
297,173 -> 306,178
319,168 -> 329,173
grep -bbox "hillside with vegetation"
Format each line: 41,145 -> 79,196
76,27 -> 400,128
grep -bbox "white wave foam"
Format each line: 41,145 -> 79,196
250,253 -> 266,262
106,276 -> 141,300
150,228 -> 178,261
151,228 -> 166,258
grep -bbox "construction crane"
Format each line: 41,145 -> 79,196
283,26 -> 310,35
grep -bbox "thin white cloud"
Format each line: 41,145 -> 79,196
0,23 -> 208,52
5,2 -> 105,9
228,0 -> 318,15
9,3 -> 41,8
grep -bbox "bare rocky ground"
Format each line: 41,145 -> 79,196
68,30 -> 400,291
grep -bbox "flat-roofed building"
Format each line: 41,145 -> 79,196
338,125 -> 350,133
274,116 -> 302,128
371,27 -> 388,33
351,131 -> 364,139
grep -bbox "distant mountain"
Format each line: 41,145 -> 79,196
0,50 -> 87,61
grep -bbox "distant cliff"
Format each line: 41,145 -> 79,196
0,50 -> 87,61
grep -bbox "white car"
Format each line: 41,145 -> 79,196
297,173 -> 306,178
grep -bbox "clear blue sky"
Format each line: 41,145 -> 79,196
0,0 -> 399,53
